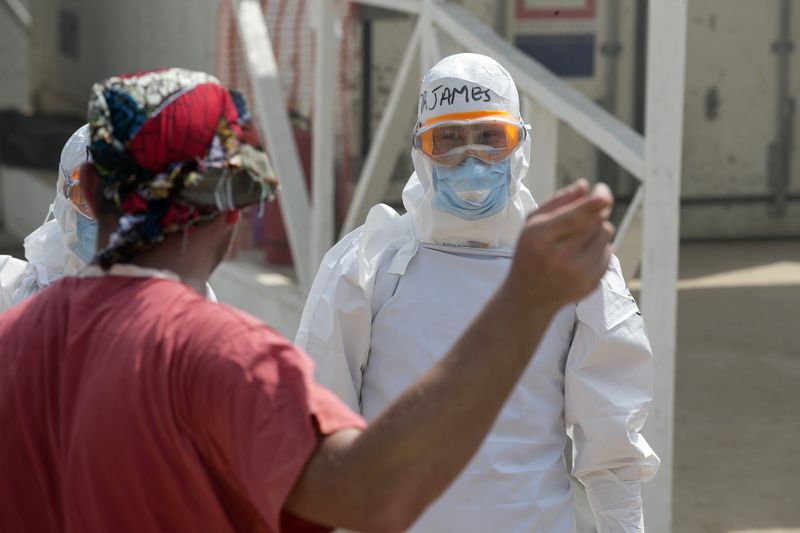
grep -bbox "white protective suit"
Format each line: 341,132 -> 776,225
0,125 -> 216,311
0,125 -> 94,310
295,54 -> 659,532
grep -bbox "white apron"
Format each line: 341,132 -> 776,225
362,244 -> 578,533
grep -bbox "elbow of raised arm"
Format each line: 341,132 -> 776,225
344,493 -> 425,533
359,511 -> 420,533
569,410 -> 660,485
341,464 -> 445,533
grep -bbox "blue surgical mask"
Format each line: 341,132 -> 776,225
72,212 -> 98,264
431,157 -> 510,220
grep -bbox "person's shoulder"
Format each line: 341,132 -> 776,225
0,254 -> 28,269
322,204 -> 411,267
72,275 -> 252,337
576,254 -> 628,299
594,254 -> 631,298
0,255 -> 30,311
0,273 -> 68,335
0,255 -> 29,286
182,300 -> 310,390
325,224 -> 364,260
363,203 -> 411,238
576,254 -> 640,331
196,299 -> 271,331
180,296 -> 288,351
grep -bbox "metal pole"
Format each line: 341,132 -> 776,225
341,21 -> 421,236
596,0 -> 623,192
311,0 -> 339,274
523,96 -> 558,202
420,0 -> 441,74
361,17 -> 373,158
767,0 -> 794,213
633,0 -> 648,135
613,184 -> 644,281
640,1 -> 688,531
233,0 -> 312,290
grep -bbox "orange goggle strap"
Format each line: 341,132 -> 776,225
415,112 -> 525,157
421,110 -> 517,127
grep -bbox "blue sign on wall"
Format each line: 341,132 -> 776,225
514,34 -> 595,78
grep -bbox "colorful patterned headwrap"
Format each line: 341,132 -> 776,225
87,68 -> 277,269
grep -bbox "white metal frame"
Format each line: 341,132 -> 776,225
342,20 -> 422,235
232,0 -> 312,290
640,3 -> 687,532
235,2 -> 684,530
3,0 -> 31,32
310,0 -> 339,273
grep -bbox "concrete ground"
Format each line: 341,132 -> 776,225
667,240 -> 800,533
3,230 -> 799,532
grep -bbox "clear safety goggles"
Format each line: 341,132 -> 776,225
413,112 -> 526,168
62,166 -> 95,219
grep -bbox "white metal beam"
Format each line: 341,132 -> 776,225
341,21 -> 422,236
432,1 -> 645,181
233,0 -> 312,290
350,0 -> 420,15
311,0 -> 339,275
2,0 -> 31,32
420,0 -> 442,73
614,184 -> 644,280
615,184 -> 644,249
640,1 -> 688,532
523,96 -> 558,202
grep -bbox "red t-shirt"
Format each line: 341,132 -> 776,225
0,273 -> 365,532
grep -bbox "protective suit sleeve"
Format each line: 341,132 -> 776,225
0,256 -> 47,311
0,256 -> 28,311
565,255 -> 660,533
294,227 -> 372,412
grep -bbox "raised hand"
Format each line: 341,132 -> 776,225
508,179 -> 615,311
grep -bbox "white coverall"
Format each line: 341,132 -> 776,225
296,54 -> 659,532
0,126 -> 95,311
0,125 -> 216,311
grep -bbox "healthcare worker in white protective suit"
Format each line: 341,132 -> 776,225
0,125 -> 217,311
295,53 -> 660,532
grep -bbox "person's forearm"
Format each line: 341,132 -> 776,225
289,282 -> 559,531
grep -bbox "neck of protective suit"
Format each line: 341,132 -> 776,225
405,53 -> 536,249
24,178 -> 91,278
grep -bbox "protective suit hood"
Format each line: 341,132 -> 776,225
0,125 -> 90,309
23,124 -> 91,278
353,54 -> 538,295
405,53 -> 536,249
2,124 -> 218,307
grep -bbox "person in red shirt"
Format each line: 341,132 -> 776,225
0,68 -> 615,532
